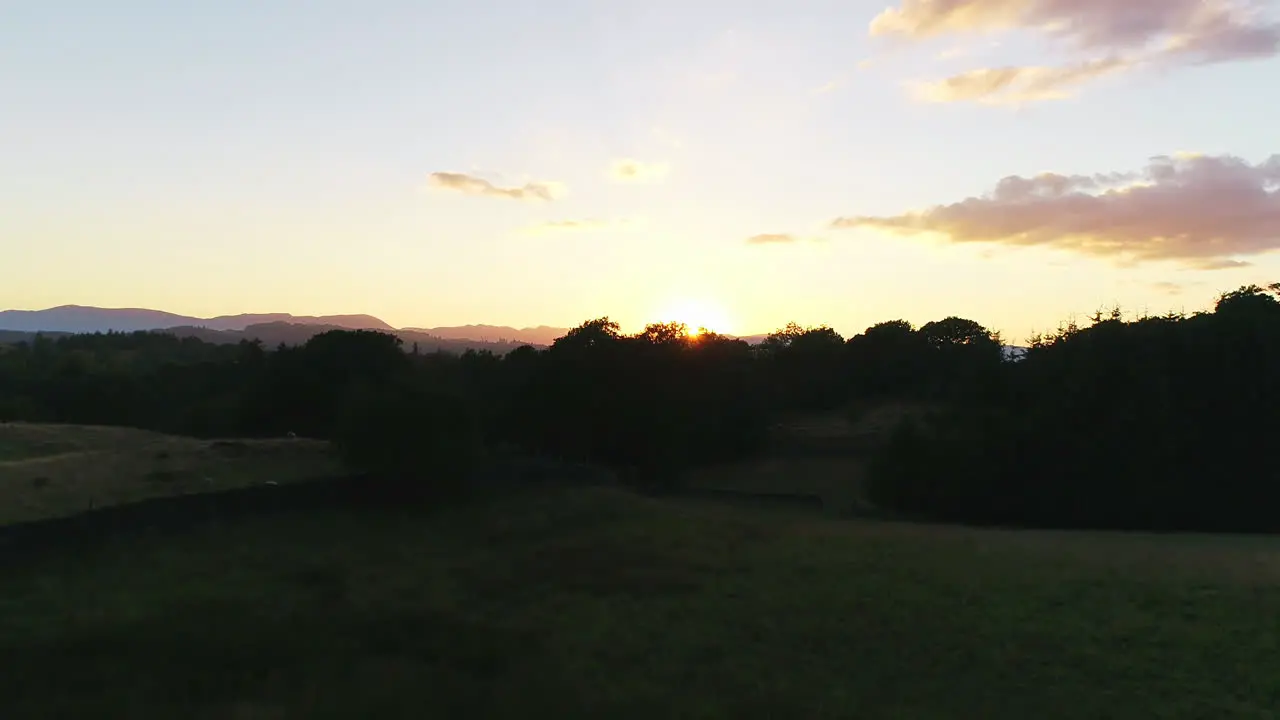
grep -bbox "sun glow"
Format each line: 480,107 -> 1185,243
655,298 -> 734,336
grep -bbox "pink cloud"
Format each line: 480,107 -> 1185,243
428,172 -> 561,201
832,154 -> 1280,265
873,0 -> 1280,102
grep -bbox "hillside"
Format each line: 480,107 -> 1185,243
0,305 -> 555,350
0,305 -> 1032,358
163,323 -> 538,353
402,324 -> 570,346
0,423 -> 340,525
0,329 -> 70,344
0,322 -> 539,354
0,305 -> 394,333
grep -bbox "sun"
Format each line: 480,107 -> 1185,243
656,298 -> 734,336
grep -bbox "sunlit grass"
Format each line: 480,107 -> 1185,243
0,423 -> 341,525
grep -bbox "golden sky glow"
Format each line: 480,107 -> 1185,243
3,2 -> 1278,344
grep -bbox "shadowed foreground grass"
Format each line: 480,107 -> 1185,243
2,486 -> 1279,718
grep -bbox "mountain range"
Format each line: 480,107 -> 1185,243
0,305 -> 394,334
0,305 -> 1026,357
0,305 -> 569,351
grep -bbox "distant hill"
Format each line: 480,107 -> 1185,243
402,324 -> 569,347
0,329 -> 71,344
201,313 -> 394,332
0,306 -> 203,334
162,323 -> 536,354
0,305 -> 1031,358
0,318 -> 1030,362
0,322 -> 540,354
0,305 -> 393,334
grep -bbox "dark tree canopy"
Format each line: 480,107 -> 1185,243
3,282 -> 1279,532
867,283 -> 1280,532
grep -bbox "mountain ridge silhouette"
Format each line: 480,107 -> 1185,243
0,304 -> 1027,355
0,305 -> 394,333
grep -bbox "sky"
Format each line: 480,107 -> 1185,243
3,0 -> 1279,343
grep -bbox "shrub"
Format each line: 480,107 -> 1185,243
332,379 -> 482,499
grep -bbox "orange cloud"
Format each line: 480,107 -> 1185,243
871,0 -> 1026,37
873,0 -> 1279,102
832,154 -> 1280,266
911,56 -> 1132,103
428,172 -> 561,201
609,159 -> 670,183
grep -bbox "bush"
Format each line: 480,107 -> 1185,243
333,380 -> 482,498
866,408 -> 1019,525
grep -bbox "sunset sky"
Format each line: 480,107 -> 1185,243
4,1 -> 1279,342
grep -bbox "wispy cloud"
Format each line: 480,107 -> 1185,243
609,159 -> 670,183
872,0 -> 1280,103
428,172 -> 562,201
746,233 -> 800,245
1189,258 -> 1254,270
910,56 -> 1132,104
832,153 -> 1280,266
1152,281 -> 1186,295
523,218 -> 641,235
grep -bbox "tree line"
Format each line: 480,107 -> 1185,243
2,283 -> 1277,532
870,283 -> 1280,533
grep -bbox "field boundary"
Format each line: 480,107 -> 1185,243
0,476 -> 354,560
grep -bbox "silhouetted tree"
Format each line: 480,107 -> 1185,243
759,323 -> 847,413
6,282 -> 1280,531
845,320 -> 932,400
333,379 -> 481,497
867,284 -> 1280,532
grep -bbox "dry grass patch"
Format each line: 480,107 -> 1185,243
687,456 -> 866,513
688,404 -> 944,515
0,423 -> 341,525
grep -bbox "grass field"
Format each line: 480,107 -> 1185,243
684,407 -> 931,513
4,482 -> 1279,718
0,423 -> 341,525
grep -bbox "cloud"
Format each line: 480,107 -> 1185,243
873,0 -> 1280,102
746,233 -> 800,245
609,159 -> 670,183
910,56 -> 1132,103
1151,281 -> 1185,295
1189,258 -> 1254,270
524,218 -> 640,235
832,153 -> 1280,266
871,0 -> 1279,57
428,172 -> 561,201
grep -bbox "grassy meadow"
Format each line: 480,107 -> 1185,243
0,422 -> 340,525
684,405 -> 934,514
4,470 -> 1280,718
